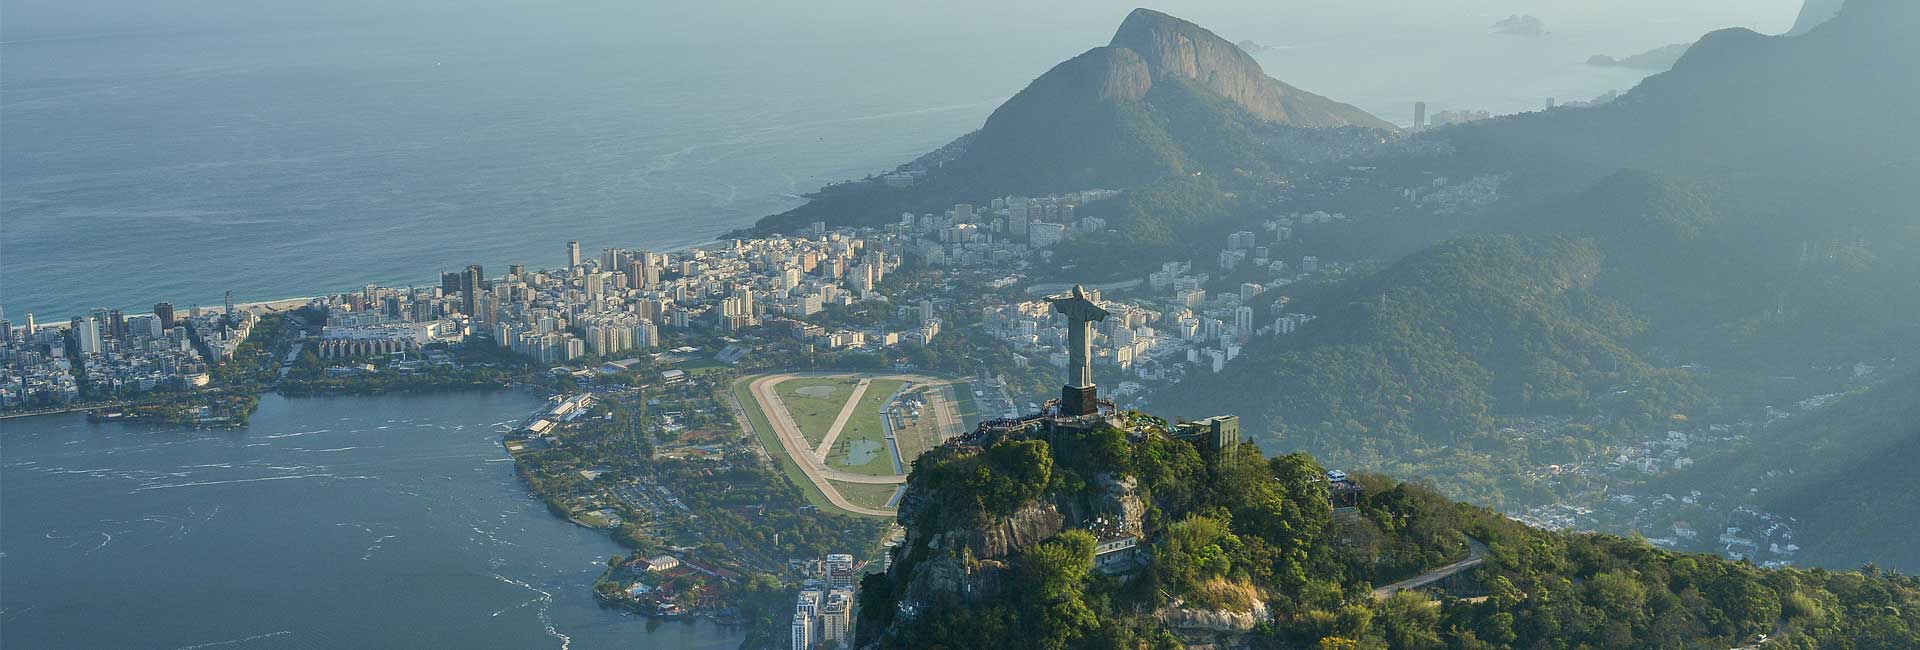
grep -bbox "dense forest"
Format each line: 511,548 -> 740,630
862,418 -> 1920,649
1149,234 -> 1709,503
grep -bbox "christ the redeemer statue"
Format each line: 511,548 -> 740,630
1050,284 -> 1109,417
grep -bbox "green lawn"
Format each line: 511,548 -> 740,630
831,480 -> 904,512
773,376 -> 860,447
951,381 -> 982,429
674,356 -> 729,376
890,387 -> 943,463
731,378 -> 886,519
828,379 -> 907,476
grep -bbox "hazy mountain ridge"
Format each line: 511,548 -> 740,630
1438,0 -> 1917,183
1149,0 -> 1918,566
747,8 -> 1392,232
1150,235 -> 1697,481
1790,0 -> 1848,35
1586,42 -> 1691,70
1669,370 -> 1920,570
1107,9 -> 1390,130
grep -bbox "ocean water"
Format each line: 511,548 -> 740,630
0,3 -> 1806,648
0,392 -> 743,649
0,1 -> 1796,320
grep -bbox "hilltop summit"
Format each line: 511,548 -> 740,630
749,8 -> 1395,233
949,8 -> 1392,192
1106,9 -> 1390,128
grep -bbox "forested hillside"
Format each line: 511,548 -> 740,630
861,418 -> 1920,649
1151,235 -> 1706,496
1153,0 -> 1920,519
1668,371 -> 1920,571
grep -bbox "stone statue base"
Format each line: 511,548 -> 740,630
1060,385 -> 1099,417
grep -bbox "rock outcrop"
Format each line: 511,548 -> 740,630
1154,598 -> 1271,650
952,7 -> 1391,192
1107,9 -> 1389,129
925,501 -> 1066,561
1789,0 -> 1847,35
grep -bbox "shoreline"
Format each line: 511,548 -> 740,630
8,234 -> 734,325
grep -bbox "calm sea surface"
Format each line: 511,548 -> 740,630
0,3 -> 1797,648
0,392 -> 743,649
0,0 -> 1793,320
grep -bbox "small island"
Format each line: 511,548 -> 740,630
1492,14 -> 1547,37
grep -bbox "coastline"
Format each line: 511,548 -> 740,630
11,235 -> 733,327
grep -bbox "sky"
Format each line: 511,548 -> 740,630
0,0 -> 1805,45
0,1 -> 1808,128
0,0 -> 1809,316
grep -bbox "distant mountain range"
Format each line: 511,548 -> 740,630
1438,0 -> 1917,187
1586,42 -> 1690,70
1154,0 -> 1920,554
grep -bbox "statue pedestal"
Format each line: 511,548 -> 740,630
1060,385 -> 1099,417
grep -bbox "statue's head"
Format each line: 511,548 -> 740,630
1072,284 -> 1088,299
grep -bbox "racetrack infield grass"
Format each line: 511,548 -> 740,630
731,378 -> 887,519
830,480 -> 904,512
826,379 -> 906,476
890,387 -> 944,464
773,376 -> 860,448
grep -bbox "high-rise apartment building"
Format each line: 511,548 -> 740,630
820,589 -> 853,647
825,554 -> 856,589
462,265 -> 485,318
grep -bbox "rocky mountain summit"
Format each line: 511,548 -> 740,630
1105,9 -> 1390,129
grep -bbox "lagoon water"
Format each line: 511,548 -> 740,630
0,392 -> 741,649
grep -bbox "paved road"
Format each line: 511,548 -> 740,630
927,381 -> 963,441
813,378 -> 873,461
1372,537 -> 1490,600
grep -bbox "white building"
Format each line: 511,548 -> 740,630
791,612 -> 813,650
825,554 -> 856,589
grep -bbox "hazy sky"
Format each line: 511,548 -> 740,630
2,0 -> 1804,44
0,0 -> 1810,316
0,0 -> 1807,118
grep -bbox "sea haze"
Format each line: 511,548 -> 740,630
0,0 -> 1794,317
0,1 -> 1022,319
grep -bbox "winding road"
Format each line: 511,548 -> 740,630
1372,537 -> 1490,600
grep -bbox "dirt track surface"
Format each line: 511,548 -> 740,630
745,373 -> 954,516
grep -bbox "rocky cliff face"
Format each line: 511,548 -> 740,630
1789,0 -> 1847,35
891,469 -> 1147,607
1108,8 -> 1391,129
924,501 -> 1066,561
950,7 -> 1391,193
1154,598 -> 1271,650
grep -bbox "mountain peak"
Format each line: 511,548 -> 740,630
1106,8 -> 1391,129
1788,0 -> 1846,35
